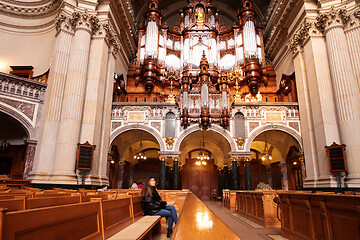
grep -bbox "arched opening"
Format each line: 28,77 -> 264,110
109,129 -> 161,189
179,130 -> 231,201
247,130 -> 303,190
0,111 -> 29,179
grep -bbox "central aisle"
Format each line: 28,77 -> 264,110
171,193 -> 241,240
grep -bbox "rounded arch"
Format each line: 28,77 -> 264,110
0,102 -> 36,141
244,124 -> 302,152
174,124 -> 237,152
110,124 -> 166,151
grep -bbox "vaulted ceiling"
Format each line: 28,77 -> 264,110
131,0 -> 271,29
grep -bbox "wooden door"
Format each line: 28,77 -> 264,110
182,158 -> 215,201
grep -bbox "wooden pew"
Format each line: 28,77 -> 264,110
131,196 -> 144,222
0,196 -> 82,212
91,197 -> 134,239
279,191 -> 360,240
235,190 -> 280,228
0,202 -> 103,240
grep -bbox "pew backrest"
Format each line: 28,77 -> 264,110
0,202 -> 103,240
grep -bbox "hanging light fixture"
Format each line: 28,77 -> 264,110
196,131 -> 209,166
261,131 -> 272,161
134,131 -> 147,160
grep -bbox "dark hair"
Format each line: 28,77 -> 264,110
141,177 -> 156,198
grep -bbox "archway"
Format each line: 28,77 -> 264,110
0,111 -> 29,179
109,129 -> 161,189
246,129 -> 303,190
179,129 -> 232,201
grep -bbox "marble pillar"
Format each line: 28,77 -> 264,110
51,12 -> 98,184
116,162 -> 124,189
244,159 -> 251,190
23,140 -> 37,180
173,158 -> 180,190
322,13 -> 360,186
30,14 -> 73,182
231,159 -> 239,190
159,157 -> 166,189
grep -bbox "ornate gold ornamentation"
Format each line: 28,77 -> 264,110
235,138 -> 246,150
165,138 -> 175,149
195,7 -> 205,28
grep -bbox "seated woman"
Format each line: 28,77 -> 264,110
141,177 -> 178,238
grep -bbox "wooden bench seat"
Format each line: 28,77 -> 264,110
108,216 -> 161,240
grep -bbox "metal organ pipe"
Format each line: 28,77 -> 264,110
145,21 -> 158,58
243,20 -> 257,58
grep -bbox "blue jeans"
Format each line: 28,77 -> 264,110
153,205 -> 178,229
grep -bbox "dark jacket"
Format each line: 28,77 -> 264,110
142,187 -> 162,215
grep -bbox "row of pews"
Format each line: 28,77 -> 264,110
0,186 -> 188,240
222,189 -> 360,240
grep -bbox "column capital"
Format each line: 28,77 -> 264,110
70,11 -> 100,34
159,156 -> 167,161
55,13 -> 74,35
316,7 -> 351,33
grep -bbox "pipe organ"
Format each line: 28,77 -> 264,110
121,0 -> 280,129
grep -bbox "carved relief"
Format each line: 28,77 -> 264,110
165,138 -> 175,149
151,121 -> 161,132
111,121 -> 122,131
0,97 -> 35,120
235,138 -> 246,150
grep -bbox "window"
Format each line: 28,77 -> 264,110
234,112 -> 245,138
165,112 -> 176,138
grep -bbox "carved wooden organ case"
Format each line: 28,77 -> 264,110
122,0 -> 277,129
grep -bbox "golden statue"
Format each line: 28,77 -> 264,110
195,8 -> 205,28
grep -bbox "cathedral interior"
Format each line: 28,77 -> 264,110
0,0 -> 359,239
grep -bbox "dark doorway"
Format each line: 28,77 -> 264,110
0,157 -> 12,175
182,158 -> 217,201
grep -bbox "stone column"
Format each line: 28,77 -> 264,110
30,14 -> 74,182
159,157 -> 167,189
23,140 -> 37,180
172,157 -> 180,190
79,23 -> 112,185
51,12 -> 99,184
344,13 -> 360,90
244,158 -> 251,190
98,45 -> 117,186
231,158 -> 239,190
290,43 -> 319,188
318,9 -> 360,186
296,20 -> 342,187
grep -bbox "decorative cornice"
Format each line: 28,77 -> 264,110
0,0 -> 60,17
